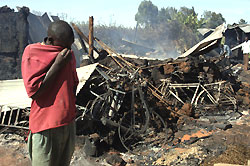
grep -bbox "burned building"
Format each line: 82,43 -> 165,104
0,5 -> 84,80
198,23 -> 250,63
0,6 -> 29,80
226,24 -> 250,47
226,24 -> 250,61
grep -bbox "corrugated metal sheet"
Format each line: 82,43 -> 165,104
50,15 -> 60,21
28,13 -> 47,43
179,24 -> 226,58
0,63 -> 98,108
76,63 -> 98,94
239,25 -> 250,33
197,28 -> 214,36
0,79 -> 31,108
227,24 -> 250,33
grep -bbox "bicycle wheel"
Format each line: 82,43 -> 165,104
195,90 -> 237,116
89,93 -> 110,119
118,110 -> 171,154
117,85 -> 150,153
118,110 -> 149,153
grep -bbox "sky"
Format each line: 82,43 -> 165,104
1,0 -> 250,28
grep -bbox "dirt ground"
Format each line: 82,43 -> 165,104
202,116 -> 250,166
0,132 -> 100,166
1,113 -> 250,166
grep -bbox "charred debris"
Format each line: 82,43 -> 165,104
0,14 -> 250,164
71,22 -> 247,157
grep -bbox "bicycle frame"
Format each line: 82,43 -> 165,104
159,79 -> 227,108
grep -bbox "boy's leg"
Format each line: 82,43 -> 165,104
49,121 -> 76,165
56,121 -> 76,165
28,130 -> 52,166
28,121 -> 76,166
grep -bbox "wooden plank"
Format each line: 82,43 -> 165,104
94,38 -> 124,68
8,109 -> 13,125
1,109 -> 7,124
0,124 -> 28,130
71,22 -> 99,62
14,108 -> 20,125
89,16 -> 94,63
0,126 -> 9,134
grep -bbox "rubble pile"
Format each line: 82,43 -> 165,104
1,20 -> 250,165
73,50 -> 249,165
1,47 -> 249,165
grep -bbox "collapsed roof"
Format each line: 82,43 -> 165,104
227,24 -> 250,33
179,24 -> 226,58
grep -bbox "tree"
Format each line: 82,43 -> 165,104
174,7 -> 203,31
158,7 -> 177,23
135,4 -> 202,55
202,11 -> 226,28
239,19 -> 247,24
135,0 -> 158,27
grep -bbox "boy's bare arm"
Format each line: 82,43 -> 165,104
31,48 -> 72,100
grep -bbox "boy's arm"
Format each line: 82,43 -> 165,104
31,48 -> 72,100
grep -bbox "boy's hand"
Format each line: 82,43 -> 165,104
54,48 -> 72,66
31,48 -> 72,99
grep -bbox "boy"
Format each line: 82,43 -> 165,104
22,20 -> 79,166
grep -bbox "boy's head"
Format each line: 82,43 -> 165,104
47,20 -> 74,49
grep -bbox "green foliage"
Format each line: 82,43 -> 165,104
134,3 -> 203,54
135,0 -> 158,27
74,1 -> 246,59
239,19 -> 247,24
174,7 -> 203,30
201,11 -> 225,28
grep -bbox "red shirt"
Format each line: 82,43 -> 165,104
22,43 -> 79,133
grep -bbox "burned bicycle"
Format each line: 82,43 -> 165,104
76,66 -> 171,154
157,77 -> 237,116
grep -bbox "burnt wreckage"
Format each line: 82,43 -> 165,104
0,23 -> 243,156
74,53 -> 238,154
72,24 -> 238,154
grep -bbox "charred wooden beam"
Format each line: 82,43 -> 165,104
95,37 -> 137,70
78,33 -> 88,53
71,22 -> 99,62
89,16 -> 94,63
71,23 -> 89,44
97,64 -> 112,70
100,117 -> 129,133
0,127 -> 9,134
71,23 -> 88,53
94,37 -> 124,68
